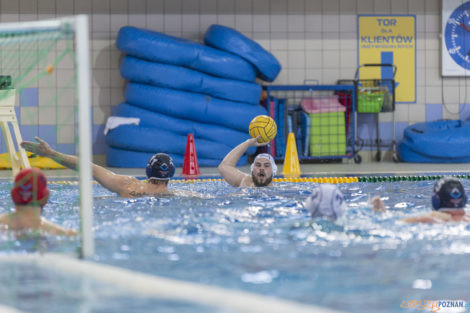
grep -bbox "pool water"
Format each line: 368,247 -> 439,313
2,179 -> 470,313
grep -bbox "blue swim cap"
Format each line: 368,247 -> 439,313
304,184 -> 345,221
431,177 -> 467,210
146,153 -> 175,180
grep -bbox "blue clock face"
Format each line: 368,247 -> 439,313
445,2 -> 470,70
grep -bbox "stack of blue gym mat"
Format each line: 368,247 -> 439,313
106,25 -> 281,167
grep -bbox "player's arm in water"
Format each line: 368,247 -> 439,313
218,137 -> 267,187
40,218 -> 78,236
401,211 -> 452,223
371,196 -> 463,223
21,137 -> 137,196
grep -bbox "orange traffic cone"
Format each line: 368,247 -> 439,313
282,132 -> 301,178
182,134 -> 200,178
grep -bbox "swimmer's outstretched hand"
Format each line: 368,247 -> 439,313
370,195 -> 386,212
21,137 -> 54,157
246,137 -> 269,147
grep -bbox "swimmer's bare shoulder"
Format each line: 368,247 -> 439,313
0,214 -> 10,230
0,213 -> 16,228
0,213 -> 8,223
239,175 -> 254,187
120,178 -> 171,198
461,214 -> 470,222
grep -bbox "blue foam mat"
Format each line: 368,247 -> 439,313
106,124 -> 233,160
120,56 -> 262,104
107,146 -> 247,167
399,139 -> 470,163
401,120 -> 470,159
116,26 -> 256,82
125,82 -> 267,132
204,24 -> 281,82
115,103 -> 255,154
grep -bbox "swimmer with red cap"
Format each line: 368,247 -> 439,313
0,168 -> 77,235
21,137 -> 176,198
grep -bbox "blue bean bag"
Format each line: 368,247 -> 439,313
115,103 -> 255,154
106,124 -> 235,160
204,24 -> 281,82
120,56 -> 262,104
398,120 -> 470,162
125,83 -> 267,132
107,146 -> 247,168
116,26 -> 256,82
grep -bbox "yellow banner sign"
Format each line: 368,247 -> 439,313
358,16 -> 416,103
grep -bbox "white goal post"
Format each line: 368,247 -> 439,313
0,15 -> 94,258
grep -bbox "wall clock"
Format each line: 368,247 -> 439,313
442,0 -> 470,76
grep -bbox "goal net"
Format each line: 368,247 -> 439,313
0,16 -> 93,258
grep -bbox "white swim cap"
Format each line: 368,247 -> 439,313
304,184 -> 345,221
250,153 -> 277,176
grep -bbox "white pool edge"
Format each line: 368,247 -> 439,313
0,304 -> 26,313
0,253 -> 345,313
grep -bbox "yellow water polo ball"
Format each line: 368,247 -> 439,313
249,115 -> 277,143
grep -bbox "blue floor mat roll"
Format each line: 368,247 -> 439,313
398,139 -> 470,163
106,124 -> 233,159
402,120 -> 470,158
115,103 -> 255,154
107,146 -> 247,168
204,24 -> 281,82
398,120 -> 470,162
120,56 -> 262,104
116,26 -> 256,82
125,82 -> 267,132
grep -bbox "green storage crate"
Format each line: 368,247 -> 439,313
357,88 -> 385,113
309,111 -> 346,156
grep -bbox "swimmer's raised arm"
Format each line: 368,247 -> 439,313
21,137 -> 78,169
218,137 -> 267,187
21,137 -> 136,196
23,138 -> 176,197
91,167 -> 138,196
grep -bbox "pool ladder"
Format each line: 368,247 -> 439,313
0,89 -> 30,177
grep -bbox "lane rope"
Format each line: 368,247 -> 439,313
46,175 -> 470,185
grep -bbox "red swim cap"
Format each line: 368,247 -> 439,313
11,168 -> 49,206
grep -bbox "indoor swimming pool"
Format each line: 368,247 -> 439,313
0,177 -> 470,313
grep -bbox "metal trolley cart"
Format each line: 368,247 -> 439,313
354,63 -> 398,162
264,84 -> 360,164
